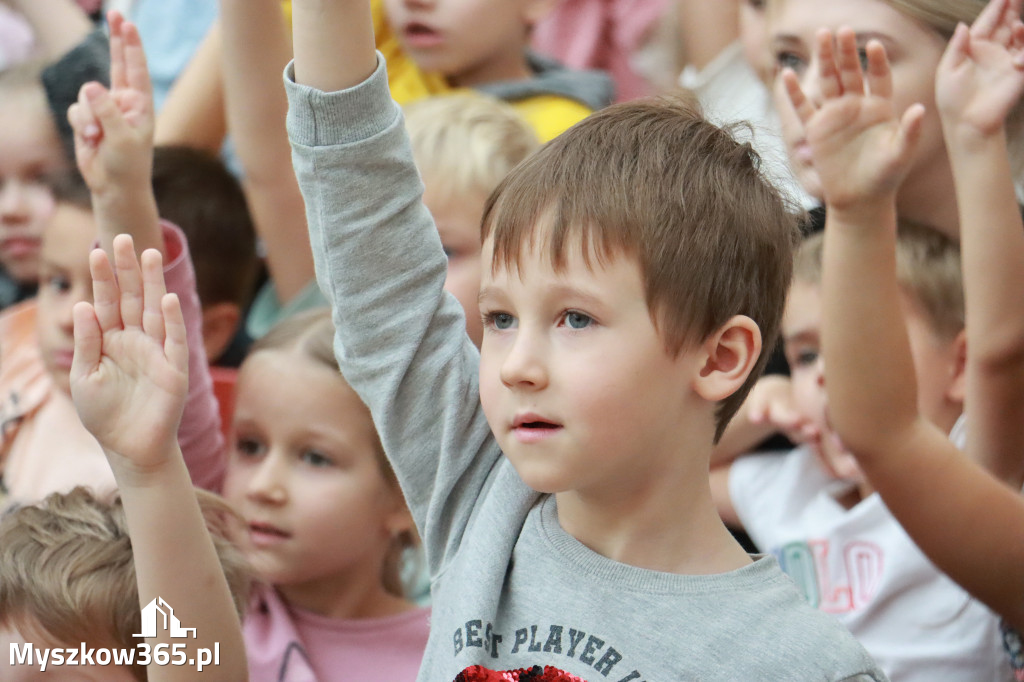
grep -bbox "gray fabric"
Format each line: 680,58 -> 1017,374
476,51 -> 614,111
284,54 -> 887,682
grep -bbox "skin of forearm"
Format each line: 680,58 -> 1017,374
114,452 -> 247,681
92,185 -> 163,256
291,0 -> 376,92
6,0 -> 92,59
821,201 -> 922,460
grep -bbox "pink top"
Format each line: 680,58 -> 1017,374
0,222 -> 225,503
530,0 -> 668,102
245,583 -> 431,682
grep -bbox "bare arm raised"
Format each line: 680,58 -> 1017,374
66,11 -> 162,256
70,235 -> 246,681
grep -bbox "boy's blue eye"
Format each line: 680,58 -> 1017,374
301,450 -> 334,468
44,276 -> 71,294
563,311 -> 592,330
487,312 -> 516,330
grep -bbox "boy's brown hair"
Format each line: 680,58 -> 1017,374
794,223 -> 964,340
482,95 -> 800,441
0,487 -> 251,681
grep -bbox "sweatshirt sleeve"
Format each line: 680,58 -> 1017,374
284,55 -> 503,576
161,221 -> 226,492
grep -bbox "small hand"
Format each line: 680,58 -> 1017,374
70,234 -> 188,478
746,375 -> 820,445
66,11 -> 154,196
781,27 -> 925,209
936,0 -> 1024,137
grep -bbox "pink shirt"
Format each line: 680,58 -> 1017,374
245,584 -> 430,682
531,0 -> 668,102
0,222 -> 225,503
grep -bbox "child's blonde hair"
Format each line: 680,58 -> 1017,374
405,93 -> 539,202
247,308 -> 416,597
794,222 -> 964,340
0,487 -> 251,681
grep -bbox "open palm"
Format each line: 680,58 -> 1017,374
936,0 -> 1024,136
70,235 -> 188,476
782,28 -> 924,209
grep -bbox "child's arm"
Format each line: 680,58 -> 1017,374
218,0 -> 317,304
936,0 -> 1024,486
66,11 -> 162,256
784,17 -> 1024,627
286,0 -> 502,574
70,235 -> 246,681
68,10 -> 225,492
152,25 -> 227,154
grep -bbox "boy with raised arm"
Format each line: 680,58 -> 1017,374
284,0 -> 885,679
780,0 -> 1024,630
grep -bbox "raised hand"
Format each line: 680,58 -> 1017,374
745,375 -> 821,446
70,234 -> 188,480
66,11 -> 155,196
936,0 -> 1024,137
781,28 -> 925,210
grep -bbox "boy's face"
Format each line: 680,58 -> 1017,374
36,204 -> 96,397
782,280 -> 864,482
0,93 -> 66,284
477,235 -> 706,497
423,184 -> 485,347
384,0 -> 539,86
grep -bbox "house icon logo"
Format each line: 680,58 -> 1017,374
134,597 -> 197,639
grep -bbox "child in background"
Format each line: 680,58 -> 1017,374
0,12 -> 222,503
713,229 -> 1009,681
0,62 -> 68,308
405,93 -> 539,347
767,0 -> 1024,240
284,0 -> 885,678
150,145 -> 258,366
223,308 -> 429,681
0,236 -> 248,681
783,0 -> 1024,641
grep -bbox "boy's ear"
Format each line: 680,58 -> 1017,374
201,303 -> 242,364
947,329 -> 967,405
692,315 -> 762,402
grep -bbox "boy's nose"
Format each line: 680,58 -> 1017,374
815,355 -> 826,388
499,331 -> 549,390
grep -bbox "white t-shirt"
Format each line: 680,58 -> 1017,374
731,445 -> 1010,682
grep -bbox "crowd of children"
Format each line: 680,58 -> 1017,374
1,0 -> 1023,679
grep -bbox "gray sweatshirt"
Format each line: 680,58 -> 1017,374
284,55 -> 888,682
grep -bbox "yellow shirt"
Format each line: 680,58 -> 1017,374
282,0 -> 595,142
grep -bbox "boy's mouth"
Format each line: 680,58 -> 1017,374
247,521 -> 291,546
402,22 -> 444,48
511,414 -> 562,442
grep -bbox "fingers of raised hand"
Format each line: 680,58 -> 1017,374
140,248 -> 167,344
108,10 -> 127,92
896,103 -> 926,163
161,293 -> 189,375
107,11 -> 152,100
89,247 -> 122,332
816,28 -> 844,100
70,300 -> 102,383
974,0 -> 1010,40
70,85 -> 102,146
782,68 -> 816,126
836,28 -> 866,95
112,234 -> 144,330
865,41 -> 893,98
